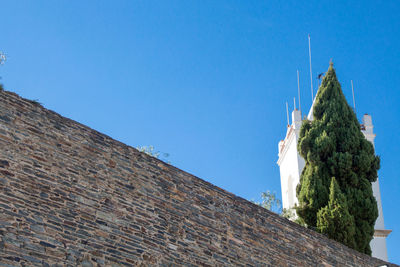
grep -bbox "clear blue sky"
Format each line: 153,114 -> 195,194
2,0 -> 399,263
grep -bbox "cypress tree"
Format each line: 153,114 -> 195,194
296,62 -> 380,254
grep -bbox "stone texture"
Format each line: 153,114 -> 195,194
0,89 -> 397,267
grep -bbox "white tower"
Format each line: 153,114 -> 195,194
277,108 -> 304,211
277,107 -> 391,261
361,114 -> 391,260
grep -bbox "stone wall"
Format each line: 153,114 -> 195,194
0,90 -> 396,266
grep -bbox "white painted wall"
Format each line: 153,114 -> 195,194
371,237 -> 388,261
277,109 -> 304,210
361,114 -> 390,261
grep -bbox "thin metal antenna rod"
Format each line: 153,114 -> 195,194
297,70 -> 301,112
351,80 -> 356,113
294,97 -> 296,110
308,34 -> 314,101
286,102 -> 290,126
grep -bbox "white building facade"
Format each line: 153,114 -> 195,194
277,107 -> 391,261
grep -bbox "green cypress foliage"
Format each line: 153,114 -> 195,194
317,177 -> 356,248
296,62 -> 380,254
